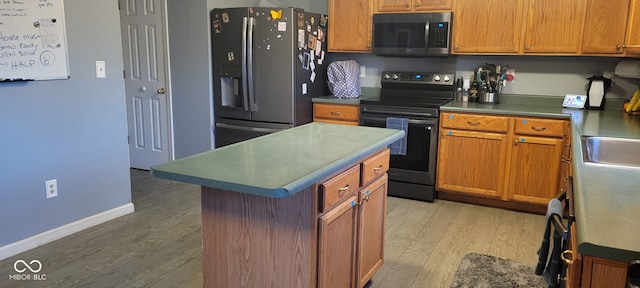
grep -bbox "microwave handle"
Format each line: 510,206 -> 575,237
424,18 -> 430,52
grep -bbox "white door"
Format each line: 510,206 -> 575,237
119,0 -> 172,169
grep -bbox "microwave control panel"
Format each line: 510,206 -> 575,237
429,22 -> 449,49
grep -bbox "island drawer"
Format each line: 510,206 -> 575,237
440,113 -> 509,133
361,148 -> 390,186
513,118 -> 568,137
320,164 -> 360,212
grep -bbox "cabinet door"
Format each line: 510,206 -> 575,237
318,195 -> 358,288
436,129 -> 508,199
376,0 -> 412,11
415,0 -> 452,11
357,174 -> 388,287
328,0 -> 372,52
565,224 -> 582,288
452,0 -> 524,53
523,0 -> 585,54
507,135 -> 564,205
626,0 -> 640,54
581,0 -> 630,54
581,256 -> 628,288
377,0 -> 451,11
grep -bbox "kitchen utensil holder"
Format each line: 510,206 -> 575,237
479,91 -> 500,104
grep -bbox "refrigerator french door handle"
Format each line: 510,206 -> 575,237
241,17 -> 250,112
247,17 -> 257,112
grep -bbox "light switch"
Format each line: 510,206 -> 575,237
96,61 -> 106,78
360,65 -> 366,78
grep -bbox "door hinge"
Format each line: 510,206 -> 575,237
127,135 -> 130,144
123,69 -> 125,78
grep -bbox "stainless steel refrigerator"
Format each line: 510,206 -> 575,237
211,7 -> 327,147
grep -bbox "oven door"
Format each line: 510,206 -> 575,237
359,113 -> 438,186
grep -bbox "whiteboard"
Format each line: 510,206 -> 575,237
0,0 -> 70,81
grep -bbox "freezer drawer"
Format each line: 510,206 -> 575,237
214,120 -> 292,148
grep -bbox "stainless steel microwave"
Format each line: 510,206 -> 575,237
372,12 -> 452,57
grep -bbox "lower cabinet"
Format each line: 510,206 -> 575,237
357,174 -> 388,287
437,112 -> 570,213
318,149 -> 389,288
437,129 -> 508,199
507,135 -> 564,205
565,225 -> 629,288
318,194 -> 359,288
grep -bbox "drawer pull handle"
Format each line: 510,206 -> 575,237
561,250 -> 574,265
338,185 -> 350,193
373,165 -> 383,173
467,121 -> 481,126
330,111 -> 342,116
532,126 -> 547,132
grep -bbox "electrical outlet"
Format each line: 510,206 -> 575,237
360,65 -> 366,78
46,179 -> 58,199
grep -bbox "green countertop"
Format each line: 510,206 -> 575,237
151,122 -> 404,198
311,87 -> 380,105
442,95 -> 640,263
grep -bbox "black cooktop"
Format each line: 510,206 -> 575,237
360,71 -> 455,109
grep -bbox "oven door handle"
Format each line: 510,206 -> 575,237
359,114 -> 438,126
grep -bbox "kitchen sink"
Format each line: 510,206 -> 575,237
581,136 -> 640,168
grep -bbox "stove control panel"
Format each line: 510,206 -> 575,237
381,71 -> 455,86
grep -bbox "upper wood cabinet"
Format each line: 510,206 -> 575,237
581,0 -> 631,55
625,0 -> 640,54
452,0 -> 525,54
523,0 -> 586,54
328,0 -> 372,52
376,0 -> 452,12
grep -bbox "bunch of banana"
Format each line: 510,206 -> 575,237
626,87 -> 640,113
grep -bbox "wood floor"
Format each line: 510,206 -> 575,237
1,169 -> 545,288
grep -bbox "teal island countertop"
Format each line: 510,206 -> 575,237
151,122 -> 404,198
442,95 -> 640,263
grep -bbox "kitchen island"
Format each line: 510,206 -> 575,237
151,122 -> 404,288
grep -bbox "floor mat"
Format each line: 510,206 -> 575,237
450,253 -> 547,288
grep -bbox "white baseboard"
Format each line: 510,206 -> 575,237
0,203 -> 135,261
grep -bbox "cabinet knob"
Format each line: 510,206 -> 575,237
616,44 -> 623,49
524,45 -> 530,50
514,139 -> 519,145
405,3 -> 410,8
454,45 -> 459,50
416,2 -> 421,7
